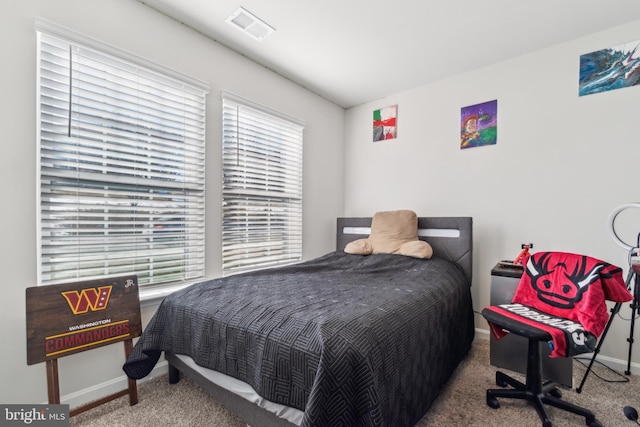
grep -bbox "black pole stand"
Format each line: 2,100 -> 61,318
626,265 -> 640,375
576,252 -> 639,393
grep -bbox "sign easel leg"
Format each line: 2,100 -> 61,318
124,339 -> 138,405
46,359 -> 60,404
45,341 -> 139,416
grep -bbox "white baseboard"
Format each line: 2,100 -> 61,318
58,328 -> 640,409
475,328 -> 490,339
58,360 -> 169,409
474,327 -> 640,376
578,352 -> 640,377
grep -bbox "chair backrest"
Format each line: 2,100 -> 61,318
511,251 -> 631,338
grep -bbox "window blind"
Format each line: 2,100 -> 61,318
37,30 -> 208,287
222,95 -> 304,274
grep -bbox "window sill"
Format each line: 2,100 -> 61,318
138,281 -> 196,308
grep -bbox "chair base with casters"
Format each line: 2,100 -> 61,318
482,308 -> 603,427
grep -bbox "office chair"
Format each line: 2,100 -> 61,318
483,251 -> 632,427
483,307 -> 601,427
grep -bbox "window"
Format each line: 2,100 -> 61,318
37,23 -> 209,287
221,94 -> 304,274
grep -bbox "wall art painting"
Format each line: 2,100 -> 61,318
579,39 -> 640,96
460,99 -> 497,149
373,105 -> 397,141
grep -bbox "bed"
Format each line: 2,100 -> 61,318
123,215 -> 474,427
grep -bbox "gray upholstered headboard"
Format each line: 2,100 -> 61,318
336,217 -> 473,284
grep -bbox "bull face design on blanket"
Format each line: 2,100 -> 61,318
513,251 -> 632,339
526,252 -> 606,309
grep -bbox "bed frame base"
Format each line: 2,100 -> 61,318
166,353 -> 297,427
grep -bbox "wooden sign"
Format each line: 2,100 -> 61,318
26,275 -> 142,365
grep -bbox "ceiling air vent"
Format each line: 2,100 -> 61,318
225,7 -> 275,41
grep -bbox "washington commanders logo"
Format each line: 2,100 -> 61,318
61,286 -> 113,314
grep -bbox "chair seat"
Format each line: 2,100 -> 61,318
482,307 -> 552,342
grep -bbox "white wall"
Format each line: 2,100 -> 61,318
0,0 -> 344,407
344,20 -> 640,368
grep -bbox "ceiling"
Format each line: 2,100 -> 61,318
139,0 -> 640,108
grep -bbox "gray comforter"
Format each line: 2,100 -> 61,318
123,251 -> 474,426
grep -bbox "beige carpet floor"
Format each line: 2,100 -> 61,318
70,338 -> 640,426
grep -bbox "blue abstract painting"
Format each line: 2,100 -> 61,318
579,39 -> 640,96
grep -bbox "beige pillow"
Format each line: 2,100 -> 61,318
369,210 -> 418,254
344,238 -> 373,255
398,240 -> 433,259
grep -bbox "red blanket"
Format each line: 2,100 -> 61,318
513,252 -> 631,338
488,252 -> 632,357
